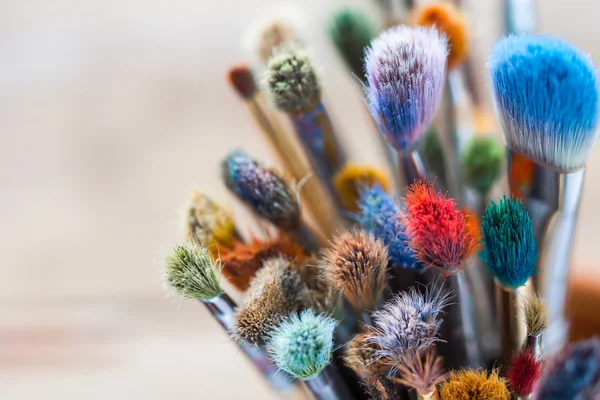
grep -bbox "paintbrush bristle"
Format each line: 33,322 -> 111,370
219,234 -> 305,292
439,369 -> 510,400
344,331 -> 386,378
164,243 -> 223,301
414,1 -> 469,69
245,6 -> 302,64
480,196 -> 538,289
364,26 -> 448,151
187,188 -> 237,250
489,34 -> 600,171
462,137 -> 504,195
227,64 -> 257,99
234,256 -> 304,344
508,349 -> 543,396
535,338 -> 600,399
367,284 -> 451,369
395,349 -> 448,396
522,294 -> 548,337
323,229 -> 389,311
356,185 -> 421,270
402,180 -> 477,276
328,6 -> 377,80
263,42 -> 321,114
222,150 -> 300,230
333,164 -> 390,212
267,309 -> 338,380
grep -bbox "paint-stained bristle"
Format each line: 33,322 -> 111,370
367,284 -> 451,369
480,196 -> 538,289
414,2 -> 469,69
462,137 -> 504,195
402,180 -> 477,276
222,150 -> 300,230
535,338 -> 600,399
508,349 -> 543,396
227,64 -> 257,99
395,350 -> 448,395
267,309 -> 338,380
489,35 -> 600,171
187,188 -> 236,250
364,26 -> 448,150
356,185 -> 421,270
328,6 -> 377,80
264,43 -> 321,114
164,243 -> 223,300
439,369 -> 511,400
219,235 -> 305,292
333,164 -> 390,212
323,229 -> 389,311
234,256 -> 305,344
522,294 -> 548,337
344,332 -> 386,378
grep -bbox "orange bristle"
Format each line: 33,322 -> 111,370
227,64 -> 257,99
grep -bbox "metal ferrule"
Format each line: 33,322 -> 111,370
523,333 -> 543,361
418,390 -> 439,400
507,149 -> 585,356
397,148 -> 427,189
304,364 -> 355,400
505,0 -> 536,34
495,283 -> 530,364
515,394 -> 534,400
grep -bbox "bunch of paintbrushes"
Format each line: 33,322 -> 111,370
160,1 -> 600,399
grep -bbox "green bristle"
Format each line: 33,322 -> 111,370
463,136 -> 504,195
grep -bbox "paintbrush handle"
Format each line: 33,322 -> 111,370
504,0 -> 536,34
495,284 -> 528,365
397,149 -> 427,189
304,364 -> 356,400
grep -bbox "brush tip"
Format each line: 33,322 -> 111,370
264,42 -> 321,114
396,350 -> 448,395
480,196 -> 538,289
227,64 -> 256,99
364,26 -> 448,150
187,189 -> 236,250
440,369 -> 510,400
267,309 -> 338,380
333,164 -> 390,212
462,136 -> 504,195
508,349 -> 543,396
522,294 -> 548,337
489,34 -> 600,170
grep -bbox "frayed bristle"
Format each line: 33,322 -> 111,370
402,180 -> 477,276
344,331 -> 386,379
164,243 -> 223,301
462,137 -> 504,195
508,349 -> 542,396
367,284 -> 451,370
439,368 -> 510,400
489,34 -> 600,171
234,256 -> 305,344
356,185 -> 421,270
522,294 -> 548,337
395,349 -> 448,396
536,338 -> 600,399
480,196 -> 538,289
328,6 -> 377,80
414,2 -> 469,69
219,234 -> 305,292
267,309 -> 338,380
186,188 -> 237,251
323,229 -> 389,311
264,42 -> 321,114
227,64 -> 256,99
333,164 -> 390,212
222,150 -> 300,230
364,26 -> 447,150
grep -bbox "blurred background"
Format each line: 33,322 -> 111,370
2,0 -> 600,398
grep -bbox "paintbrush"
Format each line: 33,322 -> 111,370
401,180 -> 481,369
222,149 -> 321,251
163,243 -> 296,392
489,34 -> 600,356
507,349 -> 542,400
521,294 -> 548,360
535,338 -> 600,399
504,0 -> 536,34
395,349 -> 448,400
333,164 -> 390,213
263,43 -> 347,206
480,196 -> 538,365
227,65 -> 343,243
439,369 -> 511,400
268,309 -> 355,400
364,26 -> 447,193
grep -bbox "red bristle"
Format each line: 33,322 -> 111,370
401,180 -> 476,277
508,349 -> 543,396
227,64 -> 257,99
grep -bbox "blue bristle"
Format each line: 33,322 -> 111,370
536,338 -> 600,400
480,196 -> 538,289
356,185 -> 422,270
489,34 -> 600,171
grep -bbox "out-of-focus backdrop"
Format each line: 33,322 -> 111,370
2,0 -> 599,398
